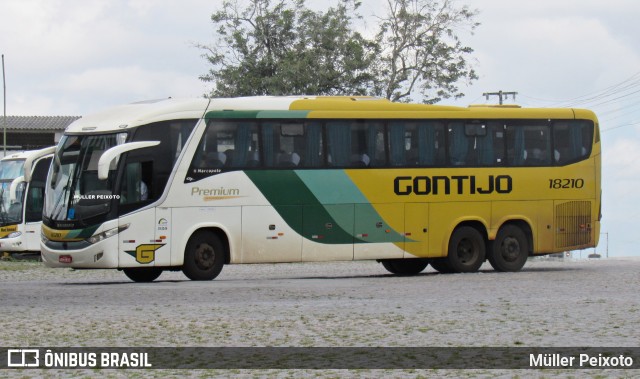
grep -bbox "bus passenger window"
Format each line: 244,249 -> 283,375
350,121 -> 385,167
390,121 -> 443,167
448,123 -> 468,166
263,121 -> 316,168
326,121 -> 350,167
193,121 -> 259,169
553,121 -> 593,165
506,124 -> 551,166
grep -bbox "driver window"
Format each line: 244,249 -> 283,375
120,161 -> 152,206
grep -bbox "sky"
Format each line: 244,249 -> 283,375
1,0 -> 639,257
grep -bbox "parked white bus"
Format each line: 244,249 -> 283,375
40,97 -> 601,282
0,148 -> 55,254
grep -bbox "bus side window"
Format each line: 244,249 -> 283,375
506,124 -> 551,166
326,121 -> 350,167
553,121 -> 593,165
262,121 -> 310,168
350,121 -> 385,167
448,123 -> 468,166
120,161 -> 151,205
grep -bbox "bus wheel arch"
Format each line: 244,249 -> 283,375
446,222 -> 487,273
488,221 -> 531,272
182,228 -> 228,281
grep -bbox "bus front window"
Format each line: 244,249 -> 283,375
0,181 -> 24,226
44,133 -> 125,226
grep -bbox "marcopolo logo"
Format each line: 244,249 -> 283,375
394,175 -> 513,196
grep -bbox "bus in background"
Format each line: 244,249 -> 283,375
40,97 -> 601,282
0,148 -> 55,256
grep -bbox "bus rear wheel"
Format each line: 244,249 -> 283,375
447,226 -> 486,273
182,230 -> 225,281
123,268 -> 163,282
380,258 -> 429,276
489,225 -> 529,272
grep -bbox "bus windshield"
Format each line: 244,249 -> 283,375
44,133 -> 126,226
0,180 -> 25,226
0,159 -> 26,180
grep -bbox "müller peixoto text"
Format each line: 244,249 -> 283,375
530,353 -> 634,368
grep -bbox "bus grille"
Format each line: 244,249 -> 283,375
555,201 -> 592,248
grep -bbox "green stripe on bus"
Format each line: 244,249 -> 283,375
244,170 -> 354,244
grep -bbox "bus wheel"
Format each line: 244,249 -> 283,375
447,226 -> 485,273
182,230 -> 225,281
380,259 -> 429,276
123,268 -> 163,282
429,258 -> 455,274
489,225 -> 528,272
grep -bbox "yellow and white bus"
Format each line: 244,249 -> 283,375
0,148 -> 55,255
40,97 -> 601,282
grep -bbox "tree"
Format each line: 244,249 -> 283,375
199,0 -> 377,97
199,0 -> 479,103
373,0 -> 479,103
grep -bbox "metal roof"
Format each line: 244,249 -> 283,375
1,116 -> 81,131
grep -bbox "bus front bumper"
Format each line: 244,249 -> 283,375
41,237 -> 119,269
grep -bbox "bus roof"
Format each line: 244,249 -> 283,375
64,96 -> 598,134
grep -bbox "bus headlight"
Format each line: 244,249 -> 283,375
86,224 -> 130,244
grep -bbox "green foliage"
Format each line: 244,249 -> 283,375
199,0 -> 377,97
373,0 -> 479,103
199,0 -> 479,103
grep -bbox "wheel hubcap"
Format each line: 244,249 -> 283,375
501,237 -> 520,262
195,243 -> 215,270
457,238 -> 477,264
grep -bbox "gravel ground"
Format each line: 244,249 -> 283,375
0,257 -> 638,378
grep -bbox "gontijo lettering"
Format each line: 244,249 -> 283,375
394,175 -> 513,195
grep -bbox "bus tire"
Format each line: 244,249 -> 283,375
428,258 -> 455,274
380,258 -> 429,276
447,226 -> 485,273
182,230 -> 225,281
489,225 -> 528,272
123,268 -> 163,282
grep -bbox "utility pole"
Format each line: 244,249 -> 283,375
483,90 -> 518,105
2,54 -> 6,157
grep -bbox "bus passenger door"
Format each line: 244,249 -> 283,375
118,162 -> 159,267
404,203 -> 429,258
302,204 -> 354,261
354,203 -> 404,260
241,205 -> 302,263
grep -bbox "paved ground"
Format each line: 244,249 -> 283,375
0,257 -> 638,378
